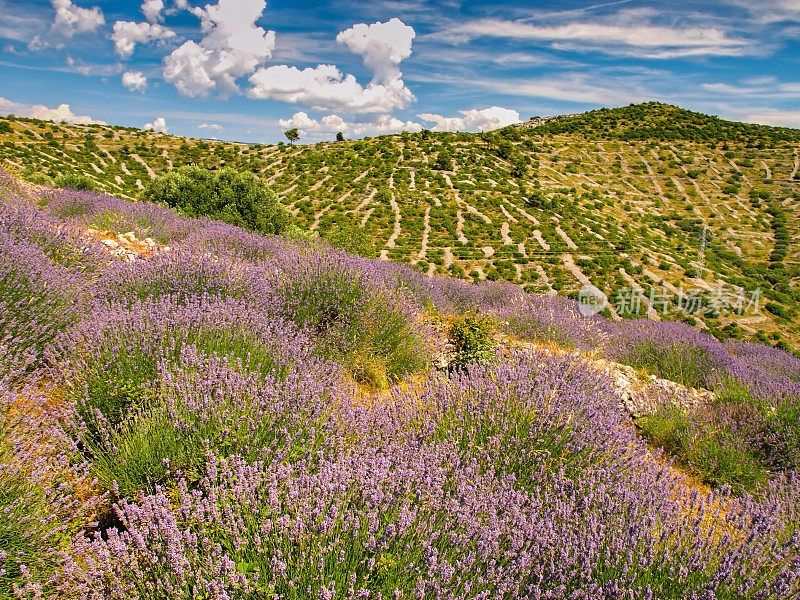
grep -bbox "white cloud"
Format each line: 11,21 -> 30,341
143,116 -> 168,133
742,109 -> 800,129
163,0 -> 275,97
444,9 -> 750,58
112,20 -> 176,59
198,122 -> 223,131
725,0 -> 800,24
278,111 -> 421,138
0,96 -> 105,124
122,71 -> 148,92
478,73 -> 648,105
335,17 -> 415,86
248,64 -> 413,113
702,80 -> 800,98
29,0 -> 104,50
418,106 -> 520,132
141,0 -> 164,23
248,18 -> 415,114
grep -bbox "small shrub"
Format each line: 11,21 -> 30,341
53,173 -> 95,191
142,166 -> 291,235
448,314 -> 496,368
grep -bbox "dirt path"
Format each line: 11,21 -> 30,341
500,222 -> 513,245
728,159 -> 753,187
514,205 -> 540,226
443,247 -> 454,269
310,174 -> 331,191
311,204 -> 332,230
416,206 -> 431,262
130,154 -> 156,179
562,254 -> 621,319
618,267 -> 659,321
641,157 -> 668,201
532,230 -> 550,250
760,161 -> 772,180
456,209 -> 469,244
534,265 -> 556,295
499,204 -> 519,224
353,188 -> 377,214
442,173 -> 492,224
555,226 -> 578,250
379,193 -> 402,260
790,149 -> 799,181
360,207 -> 375,227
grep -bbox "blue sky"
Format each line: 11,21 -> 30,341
1,0 -> 799,143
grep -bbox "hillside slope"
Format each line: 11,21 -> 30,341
1,102 -> 798,350
2,169 -> 800,598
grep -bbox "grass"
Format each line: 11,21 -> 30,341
276,259 -> 431,387
89,357 -> 328,499
619,341 -> 715,389
637,404 -> 769,493
70,317 -> 303,443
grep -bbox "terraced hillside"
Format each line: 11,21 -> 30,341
1,102 -> 798,350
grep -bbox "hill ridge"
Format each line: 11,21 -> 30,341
1,102 -> 798,351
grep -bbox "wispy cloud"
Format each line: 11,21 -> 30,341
440,8 -> 752,58
473,73 -> 650,105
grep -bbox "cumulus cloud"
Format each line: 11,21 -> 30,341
198,122 -> 223,131
29,0 -> 104,50
112,20 -> 176,59
141,0 -> 164,22
248,18 -> 415,114
418,106 -> 520,132
278,111 -> 421,138
122,71 -> 148,92
143,116 -> 168,133
163,0 -> 275,97
248,64 -> 413,113
335,17 -> 414,86
0,96 -> 105,124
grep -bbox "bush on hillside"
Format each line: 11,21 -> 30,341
53,173 -> 95,191
142,166 -> 291,236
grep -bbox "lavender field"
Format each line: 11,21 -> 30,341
1,168 -> 799,599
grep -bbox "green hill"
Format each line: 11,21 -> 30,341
1,102 -> 798,351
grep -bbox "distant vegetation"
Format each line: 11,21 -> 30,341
0,103 -> 797,352
142,165 -> 291,235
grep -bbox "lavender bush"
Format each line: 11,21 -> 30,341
59,355 -> 800,599
0,381 -> 98,598
0,230 -> 81,381
0,169 -> 798,598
